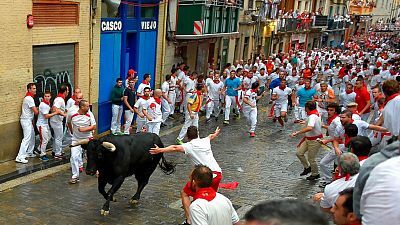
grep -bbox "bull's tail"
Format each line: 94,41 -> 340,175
158,154 -> 175,175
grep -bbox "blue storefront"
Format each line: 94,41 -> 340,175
98,1 -> 159,133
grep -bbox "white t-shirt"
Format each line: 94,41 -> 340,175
170,76 -> 177,92
339,92 -> 356,107
66,98 -> 75,111
182,137 -> 222,173
184,77 -> 196,93
207,81 -> 224,100
161,81 -> 169,95
134,98 -> 149,121
146,97 -> 162,123
243,89 -> 258,108
66,105 -> 79,122
137,82 -> 151,96
272,87 -> 292,105
382,95 -> 400,136
306,114 -> 322,137
257,73 -> 269,87
37,102 -> 51,126
190,193 -> 240,225
327,116 -> 341,137
50,96 -> 66,123
242,76 -> 259,90
369,74 -> 382,88
361,156 -> 400,225
320,174 -> 359,209
20,95 -> 36,120
178,71 -> 186,82
334,120 -> 370,138
69,111 -> 96,141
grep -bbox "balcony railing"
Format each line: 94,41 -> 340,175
277,16 -> 328,33
327,19 -> 350,30
179,0 -> 243,7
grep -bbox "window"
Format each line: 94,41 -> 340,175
141,7 -> 155,18
214,8 -> 221,33
336,6 -> 340,15
230,9 -> 238,32
248,0 -> 254,9
221,9 -> 227,33
329,6 -> 333,18
342,7 -> 346,15
127,4 -> 136,18
305,1 -> 309,11
204,8 -> 211,34
33,1 -> 79,26
297,1 -> 302,10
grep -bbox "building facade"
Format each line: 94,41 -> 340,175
0,0 -> 100,162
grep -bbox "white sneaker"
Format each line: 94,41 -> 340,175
15,157 -> 28,164
26,153 -> 36,158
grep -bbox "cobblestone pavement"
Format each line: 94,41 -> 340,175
0,103 -> 326,225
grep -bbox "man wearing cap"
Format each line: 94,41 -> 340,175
125,68 -> 137,87
346,102 -> 362,121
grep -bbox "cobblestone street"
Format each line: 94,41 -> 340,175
0,105 -> 324,224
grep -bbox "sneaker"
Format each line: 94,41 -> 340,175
39,155 -> 49,162
250,132 -> 255,137
69,178 -> 79,184
79,167 -> 84,173
223,120 -> 230,125
15,157 -> 28,164
306,174 -> 320,181
181,219 -> 191,225
300,167 -> 311,176
54,155 -> 67,160
176,139 -> 184,145
234,113 -> 240,119
26,153 -> 36,158
33,148 -> 41,155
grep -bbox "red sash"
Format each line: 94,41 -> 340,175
193,187 -> 216,201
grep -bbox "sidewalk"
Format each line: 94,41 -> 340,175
0,114 -> 187,184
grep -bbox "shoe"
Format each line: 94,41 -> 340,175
39,155 -> 49,162
176,139 -> 184,145
306,174 -> 320,180
223,120 -> 230,125
116,131 -> 124,135
300,167 -> 311,176
54,155 -> 67,160
79,167 -> 84,173
206,118 -> 211,123
15,158 -> 28,164
181,219 -> 190,225
69,178 -> 79,184
234,113 -> 240,119
250,132 -> 255,137
26,153 -> 36,158
160,123 -> 167,127
33,148 -> 41,155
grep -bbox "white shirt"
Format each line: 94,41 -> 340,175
177,71 -> 186,81
134,98 -> 149,121
184,77 -> 196,93
370,74 -> 382,88
243,89 -> 258,108
327,116 -> 341,137
339,92 -> 356,107
137,82 -> 151,96
334,120 -> 370,138
257,73 -> 269,87
382,95 -> 400,136
306,114 -> 322,137
20,95 -> 36,120
146,97 -> 162,123
320,174 -> 359,209
170,76 -> 177,92
37,102 -> 51,126
69,111 -> 96,141
272,87 -> 292,105
207,81 -> 224,100
66,98 -> 75,111
161,81 -> 169,95
361,156 -> 400,225
242,76 -> 259,90
50,96 -> 66,124
182,137 -> 222,173
190,193 -> 239,225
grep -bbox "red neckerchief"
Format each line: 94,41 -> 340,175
250,89 -> 257,93
195,90 -> 202,96
337,171 -> 352,181
41,99 -> 50,106
57,93 -> 65,100
142,80 -> 149,85
153,97 -> 161,105
71,95 -> 76,100
141,96 -> 149,100
279,85 -> 286,91
307,109 -> 319,116
327,114 -> 338,125
193,187 -> 217,201
386,93 -> 400,104
345,90 -> 353,95
358,156 -> 368,161
75,101 -> 79,106
25,92 -> 35,98
189,76 -> 194,80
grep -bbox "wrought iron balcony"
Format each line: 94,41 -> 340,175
179,0 -> 243,8
327,19 -> 349,30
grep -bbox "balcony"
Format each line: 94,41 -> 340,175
179,0 -> 243,8
277,16 -> 328,33
327,19 -> 348,30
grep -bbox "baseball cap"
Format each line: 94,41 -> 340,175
347,102 -> 358,107
128,69 -> 137,75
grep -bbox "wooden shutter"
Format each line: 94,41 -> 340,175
32,1 -> 79,26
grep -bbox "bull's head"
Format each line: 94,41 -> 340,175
70,139 -> 117,176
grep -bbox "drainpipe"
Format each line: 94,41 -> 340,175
159,2 -> 168,88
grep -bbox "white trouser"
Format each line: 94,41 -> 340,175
50,121 -> 64,156
37,124 -> 51,156
243,107 -> 257,132
136,119 -> 147,133
206,99 -> 221,119
111,104 -> 123,133
225,95 -> 241,121
162,99 -> 171,123
183,93 -> 191,113
62,126 -> 72,148
320,150 -> 337,182
178,112 -> 199,140
70,143 -> 82,179
124,110 -> 135,135
294,106 -> 306,120
168,91 -> 176,115
16,119 -> 35,159
147,122 -> 161,135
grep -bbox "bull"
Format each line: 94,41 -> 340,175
72,132 -> 175,216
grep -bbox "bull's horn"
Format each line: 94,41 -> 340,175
70,139 -> 90,147
102,142 -> 116,152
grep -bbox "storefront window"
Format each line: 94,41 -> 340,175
141,7 -> 155,18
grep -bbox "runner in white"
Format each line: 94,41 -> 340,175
161,75 -> 172,125
50,84 -> 69,160
137,73 -> 152,97
271,79 -> 293,130
169,68 -> 178,117
134,87 -> 152,133
15,83 -> 39,164
243,82 -> 265,137
146,89 -> 163,135
205,72 -> 224,123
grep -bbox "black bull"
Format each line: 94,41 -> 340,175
73,132 -> 175,215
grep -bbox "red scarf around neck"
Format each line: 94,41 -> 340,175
327,114 -> 338,125
193,187 -> 217,201
307,109 -> 319,116
386,93 -> 399,104
25,92 -> 35,98
345,90 -> 353,95
141,96 -> 149,100
71,95 -> 76,100
142,80 -> 149,85
57,93 -> 65,100
154,97 -> 161,105
41,99 -> 50,105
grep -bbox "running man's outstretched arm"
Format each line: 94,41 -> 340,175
208,127 -> 221,141
149,144 -> 184,154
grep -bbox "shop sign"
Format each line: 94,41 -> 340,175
101,19 -> 123,33
141,20 -> 157,30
